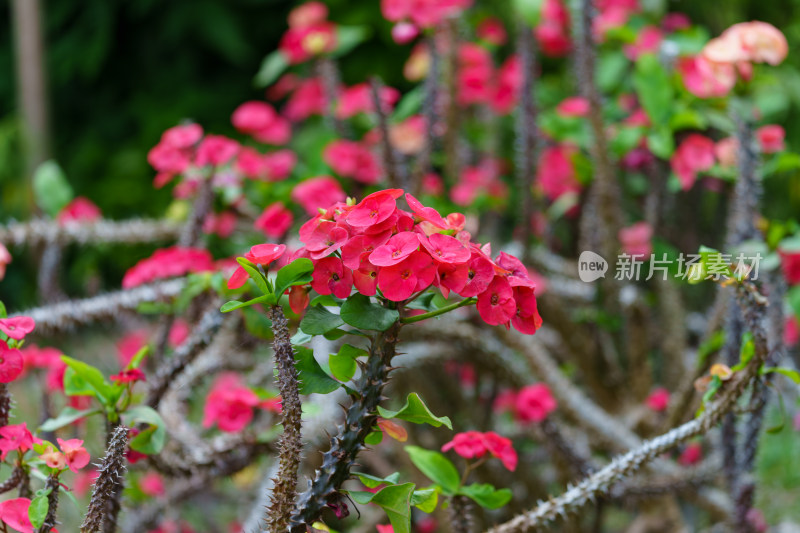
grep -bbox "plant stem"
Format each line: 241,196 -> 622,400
400,298 -> 476,324
35,473 -> 60,533
265,305 -> 303,533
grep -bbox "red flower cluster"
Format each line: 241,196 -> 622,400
57,197 -> 102,225
323,140 -> 382,184
231,101 -> 291,145
441,430 -> 518,471
535,0 -> 571,57
381,0 -> 472,30
202,373 -> 281,433
645,387 -> 670,412
670,134 -> 716,191
0,316 -> 35,384
122,247 -> 215,289
495,383 -> 558,423
279,2 -> 337,64
291,189 -> 542,333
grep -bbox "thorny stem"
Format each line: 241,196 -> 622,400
290,320 -> 403,530
486,283 -> 770,533
0,218 -> 182,248
442,19 -> 462,190
81,425 -> 130,533
35,473 -> 60,533
370,77 -> 403,190
449,494 -> 475,533
0,384 -> 10,427
264,305 -> 303,533
414,32 -> 441,195
317,57 -> 346,138
400,298 -> 476,324
514,19 -> 539,261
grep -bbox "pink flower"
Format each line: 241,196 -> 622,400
370,232 -> 421,267
346,189 -> 403,227
703,21 -> 787,66
227,244 -> 287,290
458,254 -> 495,298
377,251 -> 436,301
122,247 -> 215,289
284,78 -> 327,121
381,0 -> 472,28
311,257 -> 353,299
323,140 -> 382,184
0,316 -> 35,340
624,25 -> 663,60
336,83 -> 399,119
678,55 -> 736,99
57,197 -> 101,224
391,22 -> 419,44
457,43 -> 494,106
678,442 -> 702,465
662,13 -> 691,33
784,316 -> 799,347
510,286 -> 542,334
291,176 -> 346,216
670,134 -> 716,191
645,387 -> 670,412
0,342 -> 24,384
418,233 -> 471,265
263,150 -> 297,181
515,383 -> 557,423
140,472 -> 166,497
537,145 -> 582,202
288,2 -> 328,28
117,330 -> 148,367
441,430 -> 487,459
619,222 -> 653,258
389,115 -> 426,154
202,373 -> 262,433
490,55 -> 522,114
477,276 -> 516,326
255,203 -> 294,239
715,137 -> 738,167
195,135 -> 239,167
535,0 -> 571,57
0,498 -> 35,533
231,101 -> 290,145
41,447 -> 67,469
556,97 -> 590,118
482,431 -> 518,471
0,243 -> 10,281
57,438 -> 90,472
477,17 -> 507,46
279,22 -> 337,64
202,211 -> 237,238
779,249 -> 800,285
0,423 -> 41,461
757,124 -> 785,153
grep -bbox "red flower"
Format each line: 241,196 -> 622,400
779,249 -> 800,285
110,368 -> 146,385
231,101 -> 291,145
123,247 -> 215,289
311,257 -> 353,299
535,0 -> 571,57
140,472 -> 166,497
323,140 -> 382,184
515,383 -> 557,423
336,83 -> 399,119
57,197 -> 102,225
670,134 -> 716,191
227,244 -> 287,290
441,430 -> 487,459
678,55 -> 736,99
0,342 -> 24,384
0,423 -> 41,461
347,189 -> 403,227
377,251 -> 436,301
757,124 -> 785,153
255,203 -> 294,239
0,498 -> 36,533
285,78 -> 327,121
482,431 -> 518,471
510,286 -> 543,335
202,373 -> 263,433
624,25 -> 663,60
619,222 -> 653,258
477,17 -> 507,46
537,145 -> 582,202
418,233 -> 471,265
458,254 -> 495,297
556,97 -> 590,118
678,442 -> 702,465
0,316 -> 35,341
370,233 -> 420,267
476,276 -> 516,326
195,135 -> 239,167
57,438 -> 91,472
0,243 -> 10,281
646,387 -> 670,412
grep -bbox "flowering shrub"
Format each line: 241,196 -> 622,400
2,0 -> 800,532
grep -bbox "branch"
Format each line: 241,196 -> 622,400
13,278 -> 186,335
82,425 -> 130,533
0,218 -> 182,248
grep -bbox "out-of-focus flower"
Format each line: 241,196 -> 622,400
670,134 -> 716,190
619,222 -> 653,259
645,387 -> 670,412
756,124 -> 785,153
515,383 -> 557,423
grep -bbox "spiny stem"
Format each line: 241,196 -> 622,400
265,305 -> 303,533
400,298 -> 475,324
35,473 -> 60,533
81,425 -> 129,533
370,77 -> 403,190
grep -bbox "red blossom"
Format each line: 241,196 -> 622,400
202,373 -> 264,433
110,368 -> 146,385
515,383 -> 557,423
255,202 -> 294,239
0,423 -> 41,461
0,498 -> 36,533
0,316 -> 35,341
757,124 -> 785,153
291,176 -> 346,216
476,276 -> 516,326
646,387 -> 670,412
227,244 -> 287,290
57,197 -> 102,225
122,247 -> 215,289
57,438 -> 91,472
670,134 -> 716,191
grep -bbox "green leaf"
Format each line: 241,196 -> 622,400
33,160 -> 73,216
512,0 -> 543,24
378,393 -> 452,429
329,344 -> 367,382
354,471 -> 401,488
127,345 -> 149,370
340,294 -> 400,331
273,259 -> 314,301
28,489 -> 50,529
61,356 -> 113,405
458,483 -> 512,509
254,50 -> 288,88
123,406 -> 166,455
761,366 -> 800,384
295,346 -> 341,395
391,86 -> 423,122
405,446 -> 461,494
221,295 -> 271,313
333,26 -> 371,57
411,488 -> 439,513
634,54 -> 673,125
369,483 -> 416,533
242,307 -> 274,339
0,301 -> 7,319
597,51 -> 629,93
39,407 -> 101,432
647,126 -> 674,159
236,257 -> 271,295
787,286 -> 800,319
365,430 -> 384,445
299,305 -> 345,335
